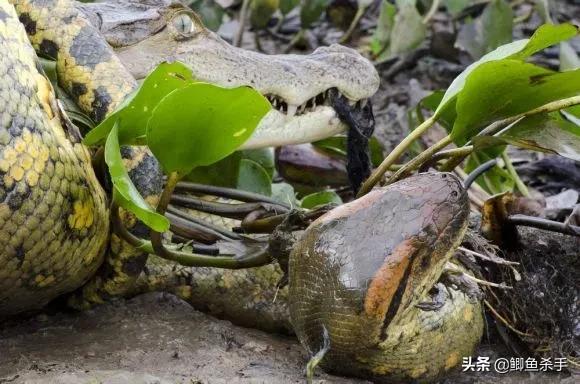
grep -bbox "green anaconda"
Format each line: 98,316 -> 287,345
0,1 -> 482,382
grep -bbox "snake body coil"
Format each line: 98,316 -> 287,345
1,0 -> 163,314
0,1 -> 112,314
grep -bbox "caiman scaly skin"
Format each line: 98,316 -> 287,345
289,173 -> 484,383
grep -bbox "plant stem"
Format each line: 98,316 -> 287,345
175,181 -> 292,208
151,171 -> 181,257
501,151 -> 529,197
357,115 -> 437,196
386,135 -> 452,184
339,6 -> 367,44
508,214 -> 580,237
418,146 -> 473,172
151,172 -> 272,268
111,202 -> 149,249
442,95 -> 580,170
284,29 -> 305,53
423,0 -> 440,24
478,95 -> 580,137
234,0 -> 251,47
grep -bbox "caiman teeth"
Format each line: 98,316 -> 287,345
287,104 -> 297,118
265,89 -> 361,117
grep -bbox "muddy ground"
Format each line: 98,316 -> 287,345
0,293 -> 576,384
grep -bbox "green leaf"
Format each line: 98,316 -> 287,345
313,136 -> 347,156
509,23 -> 579,60
443,0 -> 473,15
301,190 -> 342,209
280,0 -> 300,15
241,148 -> 275,178
371,0 -> 396,56
377,2 -> 426,62
451,61 -> 580,144
435,23 -> 579,116
184,148 -> 274,188
184,152 -> 242,188
189,0 -> 225,31
498,112 -> 580,161
250,0 -> 280,29
300,0 -> 331,29
105,123 -> 169,232
237,159 -> 272,196
147,83 -> 270,175
456,0 -> 513,60
271,182 -> 300,206
84,62 -> 195,146
420,90 -> 457,132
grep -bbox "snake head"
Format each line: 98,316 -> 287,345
289,172 -> 469,361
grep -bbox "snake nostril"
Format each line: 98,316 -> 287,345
441,174 -> 447,179
450,190 -> 459,198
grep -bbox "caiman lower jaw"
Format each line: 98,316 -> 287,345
241,89 -> 369,150
241,105 -> 345,150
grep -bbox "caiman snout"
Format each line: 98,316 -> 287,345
92,0 -> 380,148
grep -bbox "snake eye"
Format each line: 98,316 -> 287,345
170,11 -> 202,39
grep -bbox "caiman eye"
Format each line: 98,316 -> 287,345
170,11 -> 201,38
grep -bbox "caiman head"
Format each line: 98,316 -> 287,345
78,0 -> 380,149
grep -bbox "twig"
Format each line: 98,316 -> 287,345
507,214 -> 580,237
339,5 -> 368,44
171,194 -> 289,220
234,0 -> 251,47
459,246 -> 519,266
167,205 -> 241,240
464,159 -> 498,189
484,299 -> 534,338
150,172 -> 273,268
446,262 -> 513,289
174,181 -> 291,208
423,0 -> 441,24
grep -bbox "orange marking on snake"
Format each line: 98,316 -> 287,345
364,239 -> 417,318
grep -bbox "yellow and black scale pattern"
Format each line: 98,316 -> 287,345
0,0 -> 164,315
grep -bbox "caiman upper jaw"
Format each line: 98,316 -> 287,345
265,88 -> 369,118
